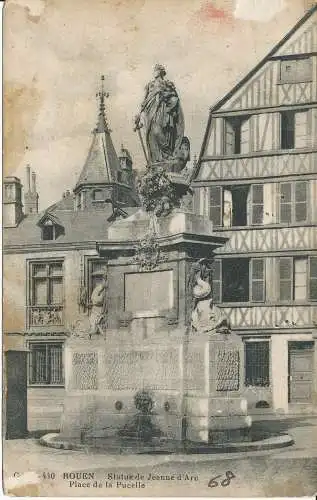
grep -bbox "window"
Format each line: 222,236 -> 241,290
209,184 -> 263,228
309,257 -> 317,301
41,220 -> 64,240
278,256 -> 312,302
281,110 -> 309,150
245,341 -> 270,387
31,262 -> 63,305
280,57 -> 312,84
93,189 -> 104,201
212,259 -> 221,303
209,186 -> 222,227
87,258 -> 107,303
42,225 -> 54,240
4,184 -> 14,201
279,181 -> 308,223
29,261 -> 63,327
28,342 -> 64,385
220,257 -> 265,303
251,184 -> 264,224
224,115 -> 250,155
76,192 -> 85,210
281,111 -> 295,149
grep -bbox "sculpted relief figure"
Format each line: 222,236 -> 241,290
89,272 -> 107,336
191,266 -> 231,335
135,64 -> 190,171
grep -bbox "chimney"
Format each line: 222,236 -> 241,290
3,177 -> 23,228
32,171 -> 36,193
26,165 -> 31,192
24,167 -> 39,215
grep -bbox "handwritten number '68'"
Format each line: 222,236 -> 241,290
208,471 -> 235,488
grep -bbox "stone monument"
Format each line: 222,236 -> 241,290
58,67 -> 251,449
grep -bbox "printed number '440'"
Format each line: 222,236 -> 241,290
208,471 -> 235,488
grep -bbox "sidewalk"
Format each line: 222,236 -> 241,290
3,416 -> 317,497
4,415 -> 317,476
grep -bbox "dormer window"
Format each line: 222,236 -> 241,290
42,224 -> 55,240
37,212 -> 64,241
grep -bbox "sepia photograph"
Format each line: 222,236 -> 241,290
3,0 -> 317,496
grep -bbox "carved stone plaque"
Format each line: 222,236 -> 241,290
105,349 -> 179,391
71,352 -> 98,390
216,349 -> 240,391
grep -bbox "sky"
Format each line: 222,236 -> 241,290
4,0 -> 311,209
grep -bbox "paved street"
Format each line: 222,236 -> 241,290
3,416 -> 317,497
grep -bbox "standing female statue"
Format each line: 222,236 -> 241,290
135,64 -> 188,166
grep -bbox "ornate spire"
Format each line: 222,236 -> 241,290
96,75 -> 110,133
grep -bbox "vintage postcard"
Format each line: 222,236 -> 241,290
3,0 -> 317,496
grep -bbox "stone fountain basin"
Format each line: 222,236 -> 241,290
40,431 -> 294,455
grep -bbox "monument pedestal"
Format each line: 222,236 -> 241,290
184,332 -> 251,443
59,210 -> 251,446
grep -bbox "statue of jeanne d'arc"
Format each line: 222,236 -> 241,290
135,64 -> 190,170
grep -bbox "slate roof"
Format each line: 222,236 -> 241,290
4,206 -> 138,247
75,129 -> 122,189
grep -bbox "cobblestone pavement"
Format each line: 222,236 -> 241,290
3,417 -> 317,497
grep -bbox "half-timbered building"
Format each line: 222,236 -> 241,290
193,5 -> 317,413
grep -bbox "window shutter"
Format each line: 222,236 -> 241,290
295,181 -> 307,222
251,184 -> 264,225
254,114 -> 271,151
251,258 -> 265,302
294,257 -> 307,301
209,186 -> 222,227
224,120 -> 235,155
295,110 -> 309,149
309,257 -> 317,301
240,117 -> 250,154
279,182 -> 292,223
279,257 -> 293,301
212,259 -> 222,303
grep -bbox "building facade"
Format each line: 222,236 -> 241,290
193,6 -> 317,413
3,82 -> 139,432
4,10 -> 317,435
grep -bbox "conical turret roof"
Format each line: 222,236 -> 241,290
75,76 -> 121,190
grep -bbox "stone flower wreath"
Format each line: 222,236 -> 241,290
138,166 -> 181,217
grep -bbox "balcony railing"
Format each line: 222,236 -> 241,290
28,305 -> 63,328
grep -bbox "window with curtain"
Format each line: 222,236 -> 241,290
209,184 -> 263,228
221,257 -> 265,303
28,342 -> 64,385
